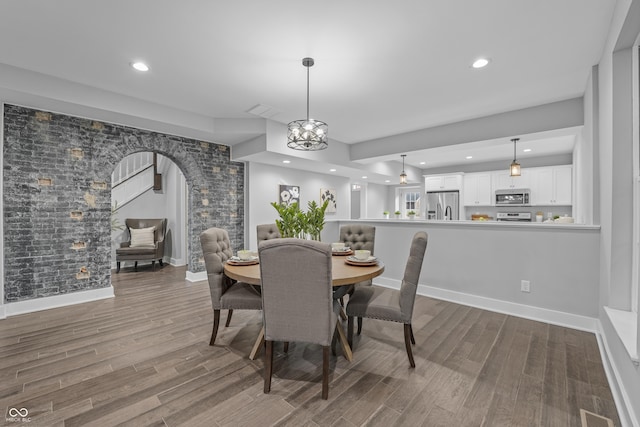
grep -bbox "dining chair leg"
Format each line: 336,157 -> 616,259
322,346 -> 330,400
116,261 -> 121,273
225,309 -> 233,327
210,309 -> 221,345
134,261 -> 138,271
347,316 -> 354,347
264,340 -> 273,394
404,324 -> 416,368
409,324 -> 415,345
357,317 -> 363,335
331,331 -> 337,356
283,342 -> 289,353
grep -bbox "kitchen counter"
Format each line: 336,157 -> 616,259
333,218 -> 600,231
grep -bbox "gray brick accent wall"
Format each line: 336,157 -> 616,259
3,104 -> 244,303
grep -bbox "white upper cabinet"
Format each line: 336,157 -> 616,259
492,169 -> 531,191
425,174 -> 463,192
463,173 -> 492,206
530,165 -> 572,205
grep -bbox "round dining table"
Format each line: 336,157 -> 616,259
223,255 -> 385,361
224,256 -> 385,287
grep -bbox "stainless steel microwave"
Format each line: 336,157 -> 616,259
495,189 -> 530,206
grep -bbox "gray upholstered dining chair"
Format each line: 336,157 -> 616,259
258,238 -> 344,400
200,227 -> 262,346
340,224 -> 376,255
346,231 -> 428,368
334,224 -> 377,307
256,223 -> 281,243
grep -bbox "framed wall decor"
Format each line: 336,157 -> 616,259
279,184 -> 300,206
320,188 -> 337,213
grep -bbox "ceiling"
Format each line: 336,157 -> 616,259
0,1 -> 616,175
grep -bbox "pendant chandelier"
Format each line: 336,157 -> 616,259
509,138 -> 521,176
287,57 -> 328,151
400,154 -> 408,184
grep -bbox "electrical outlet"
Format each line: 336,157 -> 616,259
521,280 -> 530,293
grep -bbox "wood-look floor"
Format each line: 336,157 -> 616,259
0,265 -> 620,426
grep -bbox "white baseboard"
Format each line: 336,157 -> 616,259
374,278 -> 598,332
170,257 -> 186,266
595,320 -> 638,427
1,286 -> 114,318
186,270 -> 206,282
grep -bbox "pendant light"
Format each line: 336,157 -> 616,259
400,154 -> 408,184
287,57 -> 328,150
509,138 -> 521,176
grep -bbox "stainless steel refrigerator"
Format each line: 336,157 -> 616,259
426,191 -> 459,220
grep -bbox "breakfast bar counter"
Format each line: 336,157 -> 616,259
321,218 -> 601,331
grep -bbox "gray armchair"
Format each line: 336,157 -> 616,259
346,231 -> 428,367
200,227 -> 262,346
258,238 -> 345,400
116,218 -> 167,273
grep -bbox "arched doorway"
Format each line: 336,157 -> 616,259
111,152 -> 188,272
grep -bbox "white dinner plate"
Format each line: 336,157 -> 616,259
230,255 -> 258,262
346,255 -> 377,263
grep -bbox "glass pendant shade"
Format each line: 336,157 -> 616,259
400,154 -> 407,184
287,57 -> 328,151
400,171 -> 407,185
509,138 -> 521,176
510,160 -> 521,176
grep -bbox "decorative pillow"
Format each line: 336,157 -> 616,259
130,226 -> 156,247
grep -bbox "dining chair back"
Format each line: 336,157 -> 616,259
258,238 -> 341,399
256,223 -> 281,243
200,227 -> 262,346
339,224 -> 375,253
346,231 -> 428,367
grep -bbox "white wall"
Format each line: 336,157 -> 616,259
364,183 -> 389,219
594,0 -> 640,425
246,162 -> 351,250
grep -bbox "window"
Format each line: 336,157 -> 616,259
399,188 -> 420,216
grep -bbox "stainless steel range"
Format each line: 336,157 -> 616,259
496,212 -> 532,222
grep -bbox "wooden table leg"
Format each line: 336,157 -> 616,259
249,327 -> 265,360
335,321 -> 353,362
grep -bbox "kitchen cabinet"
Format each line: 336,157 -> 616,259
531,165 -> 572,205
463,173 -> 492,206
425,174 -> 462,192
492,169 -> 531,191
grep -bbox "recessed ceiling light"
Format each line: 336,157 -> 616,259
385,179 -> 390,183
419,161 -> 426,165
472,58 -> 490,69
523,148 -> 532,152
466,156 -> 473,159
329,168 -> 336,172
282,160 -> 291,164
131,61 -> 149,72
362,176 -> 368,179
